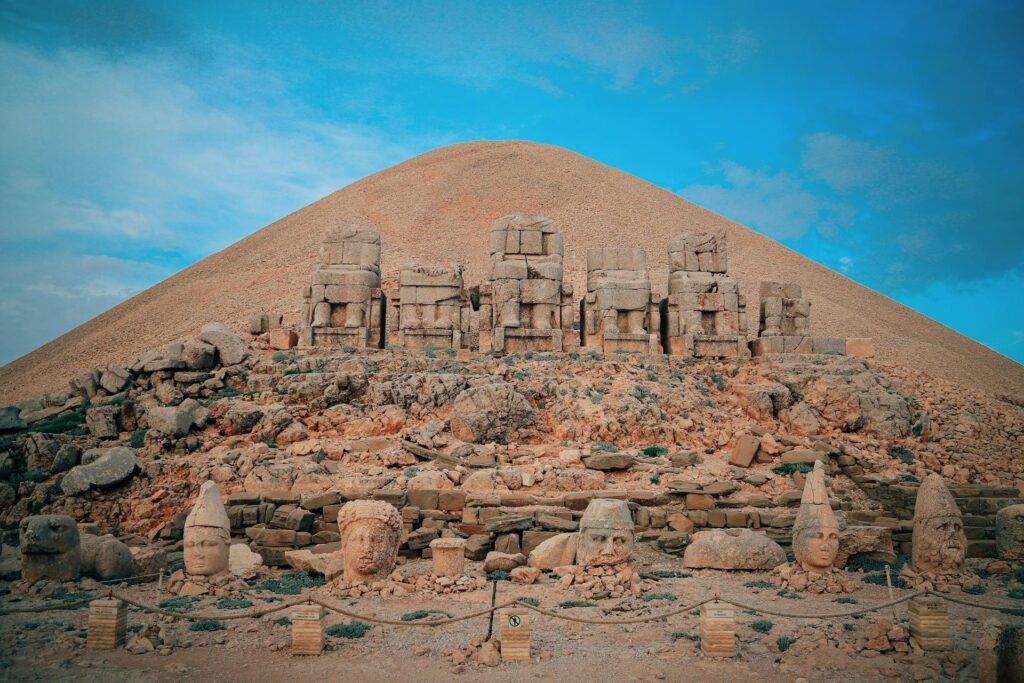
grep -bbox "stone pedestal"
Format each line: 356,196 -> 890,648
909,596 -> 949,650
429,538 -> 466,578
699,601 -> 735,658
500,608 -> 531,662
87,598 -> 126,650
291,604 -> 324,655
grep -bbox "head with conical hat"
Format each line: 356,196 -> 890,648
912,474 -> 966,573
184,481 -> 231,577
577,498 -> 635,567
792,461 -> 839,573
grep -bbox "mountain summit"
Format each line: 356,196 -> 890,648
2,140 -> 1021,401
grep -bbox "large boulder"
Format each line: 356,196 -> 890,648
683,529 -> 787,570
60,447 -> 138,495
527,532 -> 578,570
449,382 -> 534,443
482,551 -> 526,573
0,406 -> 25,433
199,322 -> 247,366
229,543 -> 264,579
80,533 -> 133,581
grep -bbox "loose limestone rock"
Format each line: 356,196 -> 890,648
449,382 -> 534,443
199,322 -> 247,366
60,447 -> 138,496
683,529 -> 787,570
528,532 -> 578,570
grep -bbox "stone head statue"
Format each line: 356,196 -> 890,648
996,504 -> 1024,561
912,474 -> 966,574
337,500 -> 402,582
792,461 -> 839,573
19,514 -> 81,582
184,481 -> 231,578
576,499 -> 635,567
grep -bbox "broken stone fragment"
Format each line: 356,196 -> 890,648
199,322 -> 248,366
60,447 -> 138,496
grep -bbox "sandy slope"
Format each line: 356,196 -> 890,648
2,140 -> 1021,403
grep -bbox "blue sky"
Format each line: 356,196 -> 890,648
1,0 -> 1022,365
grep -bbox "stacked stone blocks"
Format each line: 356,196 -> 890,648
662,231 -> 749,358
478,214 -> 574,353
581,247 -> 660,354
301,224 -> 386,349
393,266 -> 471,351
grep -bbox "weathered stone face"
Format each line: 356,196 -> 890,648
996,504 -> 1024,561
792,461 -> 840,574
183,526 -> 230,577
576,499 -> 635,567
184,481 -> 232,577
337,500 -> 401,582
19,514 -> 81,582
912,474 -> 967,574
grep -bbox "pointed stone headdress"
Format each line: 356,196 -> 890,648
793,461 -> 837,536
184,481 -> 230,532
913,474 -> 961,523
580,498 -> 634,530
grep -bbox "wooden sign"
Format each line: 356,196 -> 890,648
909,596 -> 949,651
291,605 -> 324,655
87,598 -> 126,650
500,608 -> 530,662
700,601 -> 735,658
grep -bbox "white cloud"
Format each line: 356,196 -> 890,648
0,38 -> 444,365
679,160 -> 857,240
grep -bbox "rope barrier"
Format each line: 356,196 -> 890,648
2,584 -> 1023,624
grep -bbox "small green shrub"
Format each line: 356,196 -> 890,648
273,617 -> 291,626
671,631 -> 700,643
326,621 -> 370,639
190,620 -> 224,632
964,584 -> 986,595
159,596 -> 200,610
255,572 -> 326,595
486,570 -> 510,582
833,597 -> 859,604
128,429 -> 147,448
772,463 -> 813,475
776,635 -> 797,652
776,589 -> 801,600
651,569 -> 691,579
558,600 -> 597,609
887,446 -> 914,464
649,473 -> 661,485
1014,566 -> 1024,584
1008,588 -> 1024,600
642,592 -> 677,602
861,572 -> 908,589
516,596 -> 540,607
592,441 -> 618,452
215,597 -> 254,610
709,373 -> 727,391
744,580 -> 774,589
26,409 -> 87,436
750,620 -> 773,633
271,351 -> 287,363
641,446 -> 668,457
845,554 -> 910,573
400,609 -> 452,621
